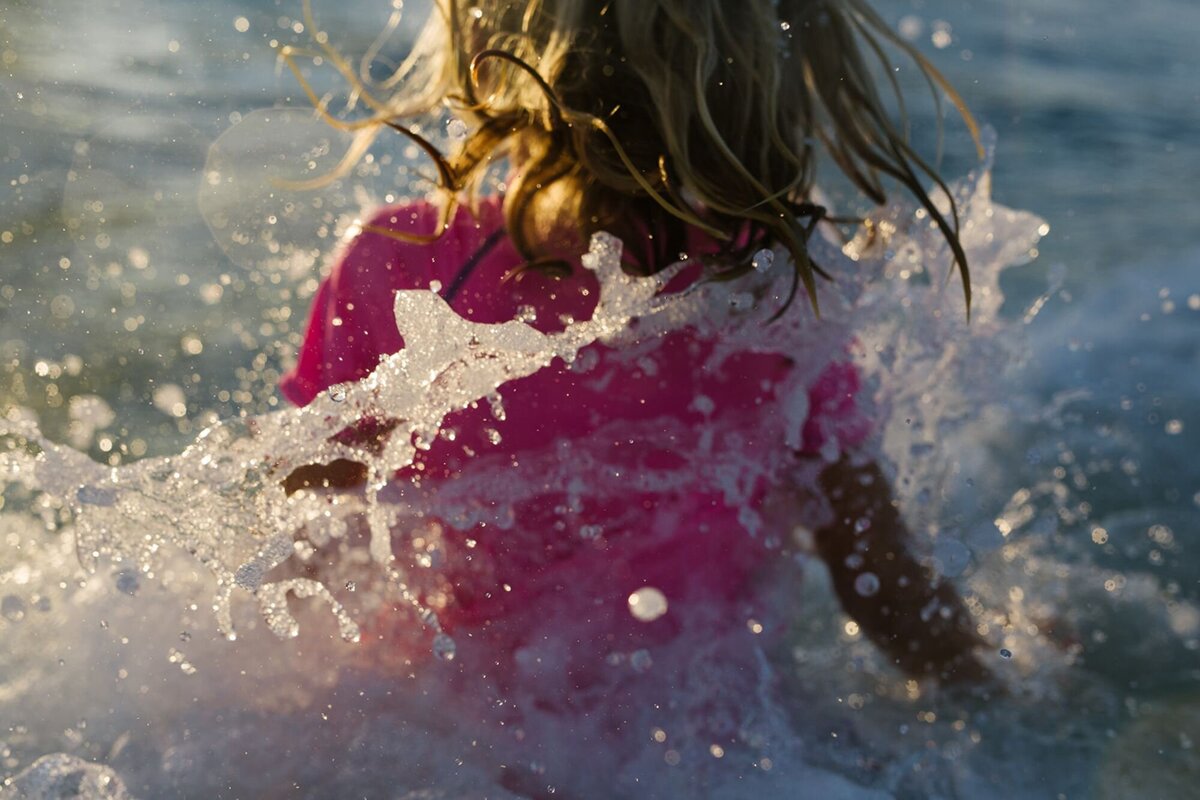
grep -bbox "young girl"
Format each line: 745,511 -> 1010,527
280,0 -> 985,773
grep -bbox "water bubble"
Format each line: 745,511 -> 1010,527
898,14 -> 924,41
853,517 -> 872,534
1000,648 -> 1013,660
853,572 -> 881,597
1,594 -> 27,622
327,384 -> 348,402
630,649 -> 654,673
446,118 -> 468,141
345,580 -> 356,592
931,20 -> 953,49
578,524 -> 603,540
432,632 -> 457,662
751,248 -> 775,273
844,553 -> 864,570
113,569 -> 140,596
487,392 -> 506,422
6,754 -> 132,799
179,631 -> 192,642
932,538 -> 972,578
152,383 -> 188,418
628,586 -> 668,622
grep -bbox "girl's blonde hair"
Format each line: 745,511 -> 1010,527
284,0 -> 980,313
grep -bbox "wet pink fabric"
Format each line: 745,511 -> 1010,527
281,198 -> 868,648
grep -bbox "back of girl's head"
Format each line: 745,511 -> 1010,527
345,0 -> 978,310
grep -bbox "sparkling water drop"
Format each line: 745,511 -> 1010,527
432,632 -> 457,662
628,586 -> 668,622
446,118 -> 468,140
751,248 -> 775,273
345,580 -> 356,592
1000,648 -> 1013,660
854,572 -> 880,597
630,649 -> 654,673
327,384 -> 348,402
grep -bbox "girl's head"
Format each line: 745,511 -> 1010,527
296,0 -> 977,310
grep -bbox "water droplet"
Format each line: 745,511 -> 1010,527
327,384 -> 348,402
345,580 -> 356,592
854,572 -> 880,597
751,248 -> 775,273
114,569 -> 140,596
630,649 -> 654,673
446,118 -> 468,141
432,632 -> 457,661
1,594 -> 27,622
1000,648 -> 1013,659
179,631 -> 192,642
854,517 -> 872,534
844,553 -> 864,570
628,587 -> 668,622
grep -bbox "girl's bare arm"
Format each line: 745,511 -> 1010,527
816,457 -> 987,681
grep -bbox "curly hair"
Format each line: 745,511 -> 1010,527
281,0 -> 980,314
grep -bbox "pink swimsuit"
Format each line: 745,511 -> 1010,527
281,198 -> 868,659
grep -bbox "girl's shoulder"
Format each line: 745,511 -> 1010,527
280,197 -> 509,405
330,196 -> 507,298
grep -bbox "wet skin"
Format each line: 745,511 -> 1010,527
816,457 -> 987,682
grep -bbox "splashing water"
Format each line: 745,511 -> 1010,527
0,136 -> 1088,797
2,229 -> 726,648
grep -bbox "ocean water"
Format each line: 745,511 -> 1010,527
1,1 -> 1198,798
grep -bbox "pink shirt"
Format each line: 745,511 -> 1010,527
281,198 -> 867,651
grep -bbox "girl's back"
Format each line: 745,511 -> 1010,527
282,196 -> 869,644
